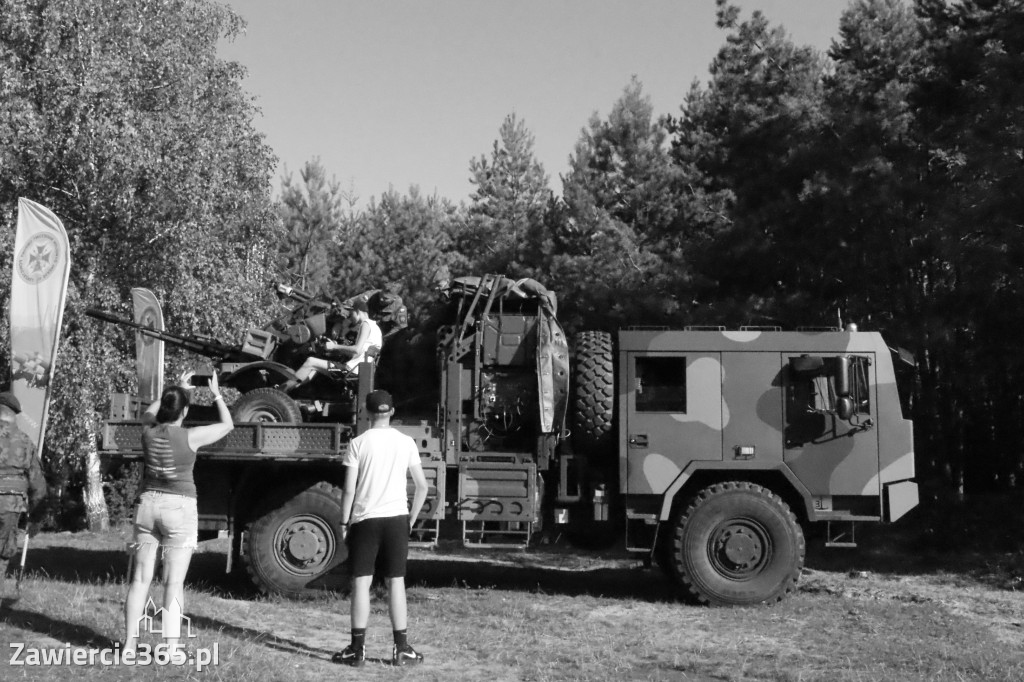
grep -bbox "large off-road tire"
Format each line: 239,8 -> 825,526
572,331 -> 614,455
243,482 -> 347,598
232,388 -> 302,423
668,482 -> 805,606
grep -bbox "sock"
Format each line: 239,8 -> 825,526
351,628 -> 366,649
394,629 -> 408,649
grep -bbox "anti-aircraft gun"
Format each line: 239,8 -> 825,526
96,273 -> 918,605
86,283 -> 407,424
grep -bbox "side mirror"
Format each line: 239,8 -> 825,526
833,356 -> 851,397
836,396 -> 855,421
790,355 -> 824,375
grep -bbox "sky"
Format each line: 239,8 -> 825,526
218,0 -> 851,206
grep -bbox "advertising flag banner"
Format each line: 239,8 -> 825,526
11,198 -> 71,456
130,287 -> 164,402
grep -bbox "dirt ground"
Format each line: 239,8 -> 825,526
2,493 -> 1023,681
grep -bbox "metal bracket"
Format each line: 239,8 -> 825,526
825,520 -> 857,548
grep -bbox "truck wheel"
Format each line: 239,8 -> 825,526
572,331 -> 614,455
243,482 -> 347,598
232,388 -> 302,423
669,482 -> 804,606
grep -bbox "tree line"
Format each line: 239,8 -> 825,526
1,0 -> 1020,527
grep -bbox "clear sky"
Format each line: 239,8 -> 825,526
218,0 -> 850,206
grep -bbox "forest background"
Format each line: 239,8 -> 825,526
0,0 -> 1020,529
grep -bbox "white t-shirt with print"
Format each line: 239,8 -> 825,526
342,426 -> 420,524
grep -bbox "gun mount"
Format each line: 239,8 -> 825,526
97,273 -> 917,605
87,284 -> 408,423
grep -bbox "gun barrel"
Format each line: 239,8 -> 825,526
86,307 -> 248,360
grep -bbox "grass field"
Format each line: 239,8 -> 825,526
1,496 -> 1023,681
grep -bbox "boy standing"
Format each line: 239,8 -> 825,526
335,390 -> 428,667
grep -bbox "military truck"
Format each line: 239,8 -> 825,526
98,274 -> 918,605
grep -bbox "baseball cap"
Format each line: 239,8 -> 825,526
0,392 -> 22,414
350,298 -> 369,313
366,389 -> 393,414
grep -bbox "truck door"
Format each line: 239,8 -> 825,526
624,352 -> 722,496
782,353 -> 879,498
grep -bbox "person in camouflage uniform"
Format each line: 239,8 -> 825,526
0,391 -> 47,599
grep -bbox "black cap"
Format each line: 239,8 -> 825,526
0,392 -> 21,414
366,389 -> 393,414
350,298 -> 369,313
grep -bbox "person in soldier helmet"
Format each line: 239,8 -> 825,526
0,391 -> 47,601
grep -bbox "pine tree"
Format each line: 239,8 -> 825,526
463,113 -> 551,275
277,159 -> 349,295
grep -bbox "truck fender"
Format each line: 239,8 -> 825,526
657,461 -> 817,522
222,360 -> 297,389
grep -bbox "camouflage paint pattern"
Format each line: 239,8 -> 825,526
618,329 -> 915,521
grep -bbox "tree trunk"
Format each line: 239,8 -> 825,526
83,427 -> 109,531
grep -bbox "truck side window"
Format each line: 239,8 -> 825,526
635,357 -> 687,412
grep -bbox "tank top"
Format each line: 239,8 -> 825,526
141,422 -> 197,498
345,318 -> 384,370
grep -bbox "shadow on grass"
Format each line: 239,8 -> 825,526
0,598 -> 115,649
18,546 -> 254,599
803,492 -> 1024,590
18,541 -> 679,602
185,612 -> 336,661
20,490 -> 1024,603
406,556 -> 677,602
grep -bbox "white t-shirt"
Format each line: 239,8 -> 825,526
342,426 -> 420,524
345,318 -> 384,371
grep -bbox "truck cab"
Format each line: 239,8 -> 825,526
608,327 -> 917,604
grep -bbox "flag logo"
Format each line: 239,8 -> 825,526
139,305 -> 160,347
16,232 -> 61,284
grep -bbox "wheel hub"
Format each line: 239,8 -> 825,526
709,520 -> 770,578
286,526 -> 321,562
719,527 -> 761,568
274,515 -> 334,575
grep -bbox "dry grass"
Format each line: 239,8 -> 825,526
1,496 -> 1023,681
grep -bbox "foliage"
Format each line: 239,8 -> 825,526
276,158 -> 351,295
0,0 -> 278,524
102,461 -> 142,525
669,1 -> 831,325
554,79 -> 682,332
8,0 -> 1024,531
332,188 -> 463,407
461,113 -> 551,276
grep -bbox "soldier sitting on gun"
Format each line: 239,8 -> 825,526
0,392 -> 47,603
286,298 -> 383,390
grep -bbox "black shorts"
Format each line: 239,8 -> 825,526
347,514 -> 409,579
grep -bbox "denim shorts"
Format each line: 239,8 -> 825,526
133,490 -> 198,550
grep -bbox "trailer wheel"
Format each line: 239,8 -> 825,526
232,388 -> 302,423
669,482 -> 804,606
243,482 -> 347,598
572,331 -> 614,455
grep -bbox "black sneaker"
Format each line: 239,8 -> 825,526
392,643 -> 424,667
331,644 -> 365,667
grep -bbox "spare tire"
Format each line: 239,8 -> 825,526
232,388 -> 302,423
572,331 -> 615,456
